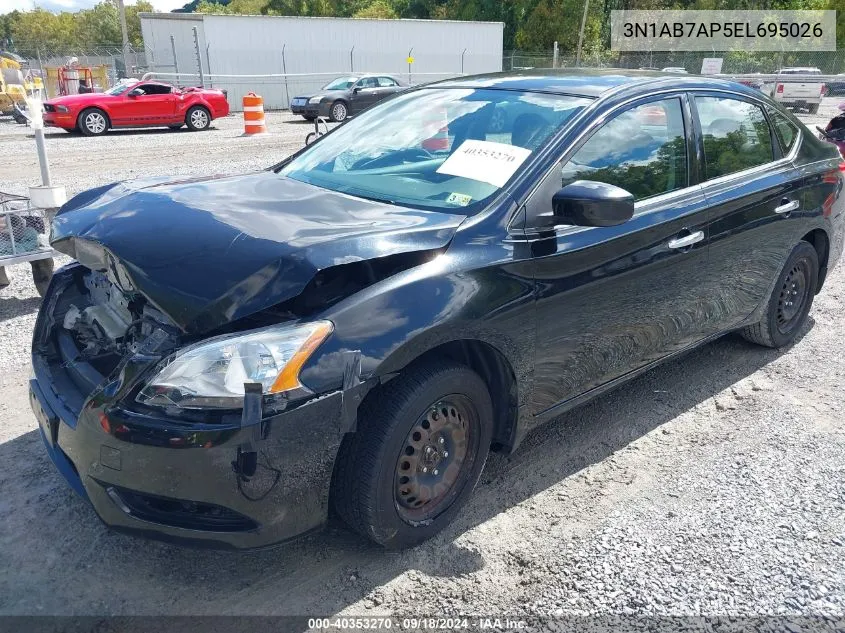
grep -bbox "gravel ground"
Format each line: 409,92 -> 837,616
0,99 -> 843,624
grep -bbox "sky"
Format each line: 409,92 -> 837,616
0,0 -> 185,13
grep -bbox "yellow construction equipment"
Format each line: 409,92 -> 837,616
0,51 -> 28,118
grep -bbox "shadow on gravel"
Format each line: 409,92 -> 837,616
0,322 -> 812,615
39,127 -> 223,141
0,296 -> 41,322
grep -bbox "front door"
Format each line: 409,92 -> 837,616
525,94 -> 715,414
349,77 -> 380,113
111,83 -> 177,126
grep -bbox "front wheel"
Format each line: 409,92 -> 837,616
78,108 -> 109,136
31,259 -> 54,297
740,241 -> 818,348
331,362 -> 493,549
329,100 -> 348,122
185,106 -> 210,131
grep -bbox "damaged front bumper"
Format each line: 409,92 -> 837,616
30,266 -> 350,549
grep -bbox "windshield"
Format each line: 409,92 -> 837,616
105,81 -> 136,95
280,87 -> 591,212
323,76 -> 358,90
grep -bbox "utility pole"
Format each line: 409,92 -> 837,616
116,0 -> 131,77
576,0 -> 590,67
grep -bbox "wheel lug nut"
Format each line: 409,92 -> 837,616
444,451 -> 449,457
439,437 -> 445,444
434,469 -> 439,475
422,467 -> 428,473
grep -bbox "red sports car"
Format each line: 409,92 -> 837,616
42,80 -> 229,136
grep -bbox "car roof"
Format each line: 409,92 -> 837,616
428,68 -> 759,99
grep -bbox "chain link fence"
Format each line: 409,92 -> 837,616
504,49 -> 845,75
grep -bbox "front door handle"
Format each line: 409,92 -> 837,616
775,199 -> 799,215
667,230 -> 704,250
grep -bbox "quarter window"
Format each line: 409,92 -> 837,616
560,98 -> 688,201
695,96 -> 773,179
768,109 -> 799,154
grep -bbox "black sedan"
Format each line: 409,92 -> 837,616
289,74 -> 406,122
32,70 -> 844,550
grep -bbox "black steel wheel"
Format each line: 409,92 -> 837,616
741,241 -> 818,348
331,361 -> 492,549
394,395 -> 476,523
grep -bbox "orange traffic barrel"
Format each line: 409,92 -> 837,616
243,92 -> 266,134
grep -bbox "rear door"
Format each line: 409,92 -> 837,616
525,94 -> 714,414
692,93 -> 802,330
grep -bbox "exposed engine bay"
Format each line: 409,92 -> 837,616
61,269 -> 176,369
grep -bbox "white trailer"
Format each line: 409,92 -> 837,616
140,13 -> 504,111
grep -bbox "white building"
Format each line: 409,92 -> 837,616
139,12 -> 504,110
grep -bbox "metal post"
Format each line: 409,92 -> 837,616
170,35 -> 179,85
205,44 -> 213,88
408,47 -> 413,84
34,127 -> 52,188
350,46 -> 355,72
116,0 -> 131,76
576,0 -> 590,67
553,41 -> 559,68
192,26 -> 204,87
461,48 -> 467,74
281,44 -> 290,110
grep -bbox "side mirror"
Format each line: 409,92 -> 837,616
353,87 -> 361,94
127,88 -> 143,97
533,180 -> 634,229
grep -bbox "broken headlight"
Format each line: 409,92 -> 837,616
137,321 -> 333,409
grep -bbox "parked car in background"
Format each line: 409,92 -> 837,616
661,67 -> 688,73
42,80 -> 229,136
763,67 -> 825,114
827,75 -> 845,96
31,70 -> 844,550
289,74 -> 407,122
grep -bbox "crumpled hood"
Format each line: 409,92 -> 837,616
52,171 -> 465,334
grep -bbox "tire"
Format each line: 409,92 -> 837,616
331,361 -> 493,549
185,106 -> 211,131
0,266 -> 8,289
78,108 -> 109,136
31,259 -> 54,298
808,104 -> 819,115
740,241 -> 818,348
303,115 -> 316,121
329,100 -> 348,122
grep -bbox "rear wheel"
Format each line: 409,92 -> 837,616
331,362 -> 493,549
740,241 -> 818,348
808,103 -> 819,115
185,106 -> 210,131
78,108 -> 109,136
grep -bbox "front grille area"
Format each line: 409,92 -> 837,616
108,485 -> 258,533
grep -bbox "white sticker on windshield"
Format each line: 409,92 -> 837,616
436,139 -> 532,188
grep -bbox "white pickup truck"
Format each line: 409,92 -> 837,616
765,67 -> 826,114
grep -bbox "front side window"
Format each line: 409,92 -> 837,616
279,88 -> 591,212
695,96 -> 773,180
138,84 -> 172,95
560,97 -> 687,200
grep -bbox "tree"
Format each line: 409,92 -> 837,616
353,0 -> 398,18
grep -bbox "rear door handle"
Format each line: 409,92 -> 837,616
667,231 -> 704,250
775,199 -> 799,215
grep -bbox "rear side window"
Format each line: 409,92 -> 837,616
560,97 -> 688,201
695,96 -> 773,179
378,77 -> 397,87
769,109 -> 799,154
